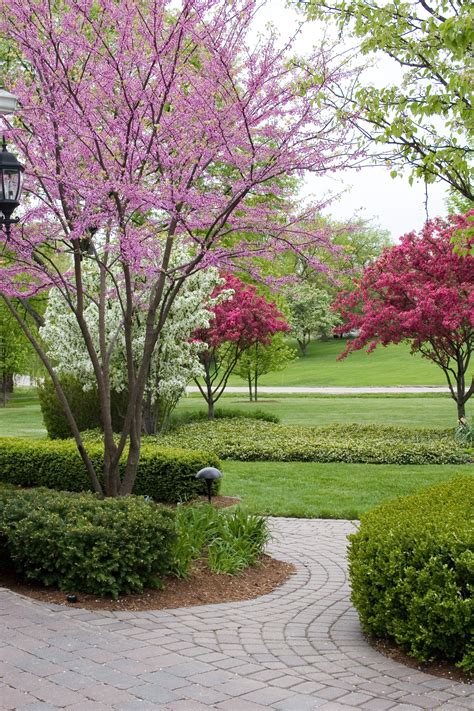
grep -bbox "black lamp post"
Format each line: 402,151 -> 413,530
0,137 -> 24,240
0,89 -> 23,240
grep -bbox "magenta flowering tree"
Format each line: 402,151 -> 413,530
0,0 -> 358,496
336,212 -> 474,422
193,275 -> 289,417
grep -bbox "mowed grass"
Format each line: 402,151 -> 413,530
175,394 -> 467,428
221,461 -> 471,519
226,338 -> 446,387
0,389 -> 46,439
0,389 -> 469,437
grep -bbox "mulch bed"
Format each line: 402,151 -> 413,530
0,555 -> 295,612
369,636 -> 472,685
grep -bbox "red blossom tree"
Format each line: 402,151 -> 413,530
193,275 -> 289,418
336,212 -> 474,422
0,0 -> 358,496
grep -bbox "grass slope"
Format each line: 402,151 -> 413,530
221,462 -> 470,519
227,338 -> 446,387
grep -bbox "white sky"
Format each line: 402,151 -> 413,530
250,0 -> 448,241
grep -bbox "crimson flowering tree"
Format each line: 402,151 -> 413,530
193,275 -> 289,418
336,212 -> 474,422
0,0 -> 358,496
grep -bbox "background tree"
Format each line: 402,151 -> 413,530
236,334 -> 297,401
0,300 -> 42,405
303,0 -> 473,201
0,0 -> 358,496
286,284 -> 339,355
194,275 -> 289,418
336,212 -> 474,422
41,255 -> 221,435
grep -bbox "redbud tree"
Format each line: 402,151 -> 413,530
0,0 -> 358,496
193,275 -> 289,417
336,213 -> 474,422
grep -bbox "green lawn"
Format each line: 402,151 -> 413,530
176,394 -> 466,428
0,388 -> 469,437
226,338 -> 446,387
221,461 -> 470,518
0,389 -> 46,439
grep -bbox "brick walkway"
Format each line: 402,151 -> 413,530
0,519 -> 472,710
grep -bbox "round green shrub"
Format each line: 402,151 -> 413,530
348,477 -> 474,671
0,487 -> 176,598
38,377 -> 127,439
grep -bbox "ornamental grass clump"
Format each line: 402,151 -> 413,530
348,477 -> 474,672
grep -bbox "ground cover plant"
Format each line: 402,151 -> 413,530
157,420 -> 470,465
348,477 -> 474,672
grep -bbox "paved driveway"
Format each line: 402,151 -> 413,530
0,519 -> 472,710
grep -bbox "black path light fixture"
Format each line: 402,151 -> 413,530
0,89 -> 24,240
195,467 -> 223,503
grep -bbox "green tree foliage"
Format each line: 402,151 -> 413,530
0,300 -> 41,405
303,0 -> 474,201
285,284 -> 340,355
236,334 -> 298,401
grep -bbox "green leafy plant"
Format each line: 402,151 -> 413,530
170,503 -> 269,578
156,420 -> 469,465
455,419 -> 474,447
348,477 -> 474,672
0,437 -> 221,502
0,487 -> 176,598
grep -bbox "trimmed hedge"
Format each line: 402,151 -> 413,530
348,477 -> 474,671
0,438 -> 221,502
38,377 -> 127,439
0,486 -> 176,598
154,420 -> 470,465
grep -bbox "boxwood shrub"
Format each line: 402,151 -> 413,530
156,420 -> 469,465
0,486 -> 176,598
0,438 -> 221,502
348,477 -> 474,671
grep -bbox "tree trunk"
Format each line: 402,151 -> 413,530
142,392 -> 156,435
297,338 -> 307,356
247,372 -> 253,401
254,367 -> 258,402
457,399 -> 466,422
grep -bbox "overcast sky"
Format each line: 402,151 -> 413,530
250,1 -> 448,241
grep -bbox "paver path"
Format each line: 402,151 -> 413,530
1,519 -> 472,710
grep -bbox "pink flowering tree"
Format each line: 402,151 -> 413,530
193,275 -> 289,418
0,0 -> 358,496
336,212 -> 474,422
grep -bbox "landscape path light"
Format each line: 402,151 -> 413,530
0,89 -> 24,240
195,466 -> 223,503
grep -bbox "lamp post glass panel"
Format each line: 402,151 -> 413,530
0,90 -> 23,239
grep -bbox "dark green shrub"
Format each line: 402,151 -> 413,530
0,437 -> 221,502
170,503 -> 270,578
38,377 -> 127,439
157,420 -> 469,465
170,407 -> 280,428
0,486 -> 176,598
348,477 -> 474,671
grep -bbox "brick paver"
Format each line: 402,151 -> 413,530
0,519 -> 472,709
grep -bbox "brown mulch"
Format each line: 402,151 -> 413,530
369,636 -> 472,685
0,555 -> 295,613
